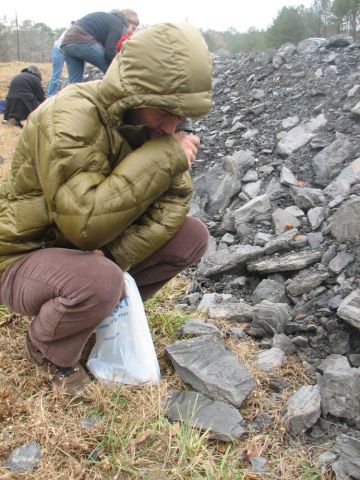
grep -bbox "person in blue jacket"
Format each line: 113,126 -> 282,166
61,9 -> 139,84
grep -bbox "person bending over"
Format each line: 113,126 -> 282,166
61,9 -> 139,83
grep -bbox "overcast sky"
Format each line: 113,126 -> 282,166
2,0 -> 315,32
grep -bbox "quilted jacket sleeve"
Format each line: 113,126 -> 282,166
36,120 -> 189,251
105,171 -> 193,270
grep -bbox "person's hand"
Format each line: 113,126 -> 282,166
90,249 -> 105,256
174,133 -> 200,169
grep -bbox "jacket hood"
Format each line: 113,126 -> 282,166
99,22 -> 212,124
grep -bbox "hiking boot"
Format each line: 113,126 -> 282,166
25,333 -> 91,395
8,117 -> 23,128
52,364 -> 92,396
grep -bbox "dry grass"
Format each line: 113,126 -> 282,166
0,63 -> 332,479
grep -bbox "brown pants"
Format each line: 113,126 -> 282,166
0,217 -> 208,367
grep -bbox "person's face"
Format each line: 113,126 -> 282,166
126,22 -> 137,34
127,108 -> 183,137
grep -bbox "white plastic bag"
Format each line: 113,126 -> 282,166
87,272 -> 161,384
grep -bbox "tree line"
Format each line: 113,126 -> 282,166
0,0 -> 359,62
205,0 -> 360,53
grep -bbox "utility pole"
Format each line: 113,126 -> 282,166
15,10 -> 20,61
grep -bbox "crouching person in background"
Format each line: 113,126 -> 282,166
4,65 -> 45,127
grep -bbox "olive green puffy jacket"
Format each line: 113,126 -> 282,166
0,23 -> 212,274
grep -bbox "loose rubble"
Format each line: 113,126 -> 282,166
167,34 -> 360,478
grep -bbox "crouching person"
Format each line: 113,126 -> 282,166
4,65 -> 45,127
0,23 -> 212,395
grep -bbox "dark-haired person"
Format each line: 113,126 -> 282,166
4,65 -> 45,127
61,9 -> 139,83
0,23 -> 212,395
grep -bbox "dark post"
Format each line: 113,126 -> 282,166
15,11 -> 20,61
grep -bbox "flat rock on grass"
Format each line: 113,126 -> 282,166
3,442 -> 41,473
165,335 -> 256,407
165,390 -> 245,442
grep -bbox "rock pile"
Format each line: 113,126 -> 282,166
44,36 -> 360,476
165,35 -> 360,477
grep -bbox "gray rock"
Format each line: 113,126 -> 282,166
221,233 -> 235,245
227,326 -> 246,339
307,232 -> 324,249
289,186 -> 325,209
180,320 -> 222,337
307,207 -> 325,230
272,208 -> 301,234
318,354 -> 351,373
277,114 -> 327,156
331,434 -> 360,480
347,84 -> 360,98
331,196 -> 360,242
232,194 -> 272,225
329,331 -> 350,355
242,128 -> 259,139
4,442 -> 41,473
319,368 -> 360,424
349,354 -> 360,368
252,279 -> 287,305
328,252 -> 354,274
242,180 -> 262,199
284,385 -> 321,435
254,232 -> 273,246
191,165 -> 234,218
324,157 -> 360,197
263,228 -> 298,254
197,293 -> 233,314
292,336 -> 309,347
285,270 -> 330,297
297,37 -> 328,54
321,244 -> 337,265
337,290 -> 360,330
249,456 -> 268,473
183,292 -> 202,306
316,451 -> 336,468
252,300 -> 290,335
165,335 -> 256,407
248,250 -> 323,274
281,116 -> 300,130
80,415 -> 102,429
164,390 -> 245,442
272,333 -> 296,355
312,135 -> 358,186
209,302 -> 253,322
251,88 -> 265,100
280,166 -> 299,186
242,169 -> 259,182
352,101 -> 360,115
284,205 -> 304,217
254,347 -> 285,372
198,244 -> 263,277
